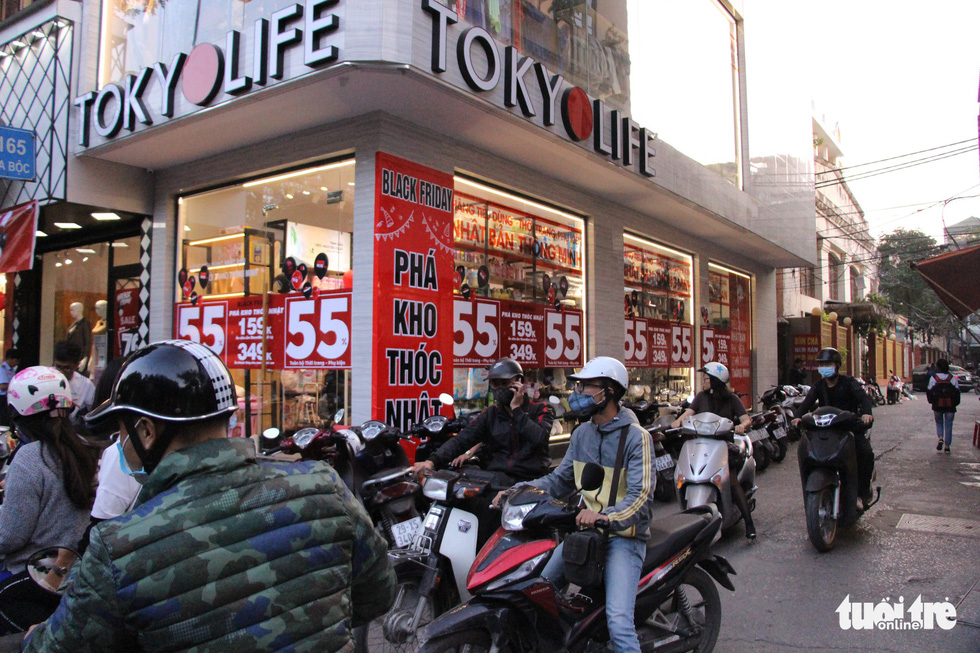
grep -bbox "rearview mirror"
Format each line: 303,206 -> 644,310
438,393 -> 454,406
261,427 -> 280,440
333,409 -> 345,424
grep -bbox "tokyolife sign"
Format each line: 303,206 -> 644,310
421,0 -> 656,178
73,0 -> 341,147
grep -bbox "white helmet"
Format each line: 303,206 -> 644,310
699,362 -> 730,384
570,356 -> 628,391
8,366 -> 73,417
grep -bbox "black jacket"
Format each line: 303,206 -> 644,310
799,375 -> 873,417
429,396 -> 555,482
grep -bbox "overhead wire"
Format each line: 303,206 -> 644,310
814,138 -> 976,176
815,144 -> 978,188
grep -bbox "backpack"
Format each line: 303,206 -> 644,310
930,376 -> 960,410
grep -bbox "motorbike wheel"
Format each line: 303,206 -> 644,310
638,568 -> 721,653
654,470 -> 676,502
753,443 -> 770,472
363,574 -> 439,653
804,488 -> 838,552
419,631 -> 496,653
771,437 -> 787,462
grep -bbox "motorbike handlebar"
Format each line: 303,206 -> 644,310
595,518 -> 610,529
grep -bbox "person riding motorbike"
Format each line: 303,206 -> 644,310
672,362 -> 756,540
493,356 -> 654,653
0,367 -> 99,634
791,347 -> 875,507
22,340 -> 396,651
412,357 -> 554,483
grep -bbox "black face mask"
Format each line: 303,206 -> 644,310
492,386 -> 515,407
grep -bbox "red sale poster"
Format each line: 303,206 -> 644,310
624,317 -> 692,369
729,274 -> 752,402
373,153 -> 455,432
115,288 -> 141,357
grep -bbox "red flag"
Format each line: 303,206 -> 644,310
0,200 -> 37,274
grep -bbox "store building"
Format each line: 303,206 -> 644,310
1,0 -> 816,448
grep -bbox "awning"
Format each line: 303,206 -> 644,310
910,244 -> 980,319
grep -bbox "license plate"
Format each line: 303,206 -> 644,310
748,429 -> 767,442
655,454 -> 675,471
391,517 -> 422,548
773,426 -> 787,439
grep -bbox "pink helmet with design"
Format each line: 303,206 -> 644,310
7,366 -> 73,417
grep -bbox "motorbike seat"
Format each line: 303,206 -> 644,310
641,511 -> 713,573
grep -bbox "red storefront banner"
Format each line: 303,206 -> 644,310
373,153 -> 455,433
173,290 -> 352,369
454,296 -> 584,369
115,287 -> 141,357
625,317 -> 694,368
729,275 -> 752,401
0,200 -> 37,274
701,327 -> 732,369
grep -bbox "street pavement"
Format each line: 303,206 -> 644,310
654,389 -> 980,652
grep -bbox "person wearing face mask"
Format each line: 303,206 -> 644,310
792,347 -> 875,507
671,362 -> 756,540
492,356 -> 654,653
412,357 -> 554,483
22,340 -> 395,652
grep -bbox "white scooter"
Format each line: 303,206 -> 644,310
674,412 -> 757,536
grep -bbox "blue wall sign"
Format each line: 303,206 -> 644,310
0,126 -> 36,181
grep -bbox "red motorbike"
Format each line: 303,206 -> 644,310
418,464 -> 735,653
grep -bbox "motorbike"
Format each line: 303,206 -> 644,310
623,401 -> 677,503
746,412 -> 776,472
780,385 -> 809,441
860,377 -> 886,407
262,412 -> 423,550
886,376 -> 903,405
376,466 -> 509,652
758,387 -> 789,462
674,413 -> 758,537
797,407 -> 881,552
418,465 -> 736,653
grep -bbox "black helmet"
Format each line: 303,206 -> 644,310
86,340 -> 238,429
815,348 -> 842,367
487,357 -> 523,381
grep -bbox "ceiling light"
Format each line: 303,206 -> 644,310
184,225 -> 191,231
82,257 -> 89,262
302,190 -> 311,195
75,248 -> 96,254
54,222 -> 82,229
241,160 -> 354,188
285,193 -> 293,199
31,30 -> 45,39
91,212 -> 121,221
35,230 -> 47,237
187,233 -> 242,246
55,262 -> 63,267
64,258 -> 73,265
348,182 -> 355,186
10,41 -> 26,49
111,242 -> 129,248
320,186 -> 328,191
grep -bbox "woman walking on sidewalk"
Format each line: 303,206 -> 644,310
926,358 -> 960,454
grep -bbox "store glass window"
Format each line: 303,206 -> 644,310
39,235 -> 140,384
706,262 -> 753,404
177,159 -> 355,439
622,234 -> 694,403
452,178 -> 585,435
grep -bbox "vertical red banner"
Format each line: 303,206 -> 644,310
729,275 -> 752,407
373,153 -> 455,432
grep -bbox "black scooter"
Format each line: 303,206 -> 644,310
797,407 -> 880,552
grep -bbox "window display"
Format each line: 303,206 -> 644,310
705,262 -> 753,405
452,178 -> 586,435
176,159 -> 355,438
622,235 -> 694,403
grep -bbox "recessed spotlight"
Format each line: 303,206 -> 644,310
55,262 -> 63,267
348,182 -> 355,186
35,230 -> 47,237
111,242 -> 129,248
91,212 -> 121,221
75,248 -> 96,254
54,222 -> 82,229
64,258 -> 72,265
285,193 -> 294,199
320,186 -> 328,191
302,190 -> 311,195
184,225 -> 191,231
82,257 -> 89,262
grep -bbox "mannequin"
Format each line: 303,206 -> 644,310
66,302 -> 92,376
91,300 -> 108,382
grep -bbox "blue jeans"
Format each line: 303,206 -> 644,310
543,536 -> 646,653
934,411 -> 954,446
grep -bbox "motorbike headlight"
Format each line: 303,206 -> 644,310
501,502 -> 535,531
422,476 -> 449,501
485,552 -> 549,591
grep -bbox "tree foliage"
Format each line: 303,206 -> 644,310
875,229 -> 955,338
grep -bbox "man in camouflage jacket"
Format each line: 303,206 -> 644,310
23,341 -> 396,652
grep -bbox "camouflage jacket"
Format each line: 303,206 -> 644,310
23,438 -> 396,652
